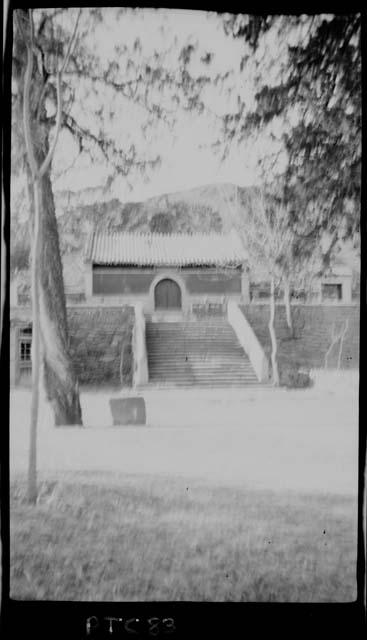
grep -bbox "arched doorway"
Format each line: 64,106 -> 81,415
154,278 -> 182,310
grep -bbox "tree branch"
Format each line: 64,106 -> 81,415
19,12 -> 38,178
38,10 -> 81,177
36,79 -> 50,121
14,10 -> 26,43
63,112 -> 160,175
38,71 -> 62,177
29,8 -> 34,48
60,9 -> 82,75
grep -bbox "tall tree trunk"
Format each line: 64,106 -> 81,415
36,174 -> 83,425
27,181 -> 41,503
269,277 -> 279,386
25,169 -> 83,425
283,278 -> 293,335
15,11 -> 82,426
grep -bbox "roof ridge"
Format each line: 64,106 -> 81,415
85,228 -> 247,266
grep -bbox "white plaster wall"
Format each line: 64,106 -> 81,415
132,303 -> 149,387
227,300 -> 269,382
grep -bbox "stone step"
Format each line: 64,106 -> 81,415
148,372 -> 257,377
146,331 -> 236,336
147,337 -> 236,340
146,336 -> 238,342
146,381 -> 260,387
149,348 -> 248,352
147,321 -> 230,325
148,359 -> 250,364
148,360 -> 254,367
149,373 -> 257,382
148,363 -> 254,368
149,367 -> 255,376
145,332 -> 237,342
148,345 -> 247,349
145,319 -> 259,386
147,332 -> 238,336
147,328 -> 235,331
147,352 -> 248,358
147,349 -> 244,354
148,378 -> 258,384
148,369 -> 257,376
147,331 -> 238,335
148,362 -> 254,368
148,348 -> 239,352
147,343 -> 245,348
148,363 -> 253,373
147,380 -> 263,388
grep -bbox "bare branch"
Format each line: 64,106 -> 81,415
29,8 -> 34,48
337,320 -> 349,370
22,21 -> 38,177
63,112 -> 160,175
60,9 -> 82,75
14,10 -> 26,42
36,82 -> 48,121
324,321 -> 348,369
38,10 -> 81,177
38,71 -> 62,177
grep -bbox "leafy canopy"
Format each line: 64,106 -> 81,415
220,14 -> 361,267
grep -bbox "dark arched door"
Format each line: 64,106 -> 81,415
154,279 -> 182,310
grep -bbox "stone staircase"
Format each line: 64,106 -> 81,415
145,319 -> 259,387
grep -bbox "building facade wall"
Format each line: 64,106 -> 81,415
319,275 -> 352,303
10,306 -> 135,388
87,264 -> 248,313
10,325 -> 16,385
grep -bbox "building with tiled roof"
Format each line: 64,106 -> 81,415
84,229 -> 247,267
9,227 -> 359,389
83,229 -> 250,316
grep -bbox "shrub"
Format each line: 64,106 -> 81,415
279,366 -> 313,389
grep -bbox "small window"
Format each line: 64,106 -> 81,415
18,325 -> 32,363
322,283 -> 342,301
20,326 -> 32,336
19,340 -> 31,361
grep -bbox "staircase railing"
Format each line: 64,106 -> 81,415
132,302 -> 149,387
227,300 -> 269,382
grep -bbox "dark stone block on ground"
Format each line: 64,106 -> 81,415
109,397 -> 146,425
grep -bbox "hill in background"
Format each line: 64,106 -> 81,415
11,183 -> 250,270
54,182 -> 245,253
10,182 -> 360,294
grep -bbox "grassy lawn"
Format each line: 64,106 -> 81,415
10,471 -> 357,602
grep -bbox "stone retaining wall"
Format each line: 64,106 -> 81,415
67,306 -> 134,386
240,304 -> 360,370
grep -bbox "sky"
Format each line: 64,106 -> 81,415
46,8 -> 289,203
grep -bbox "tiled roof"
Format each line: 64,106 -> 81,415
84,229 -> 247,266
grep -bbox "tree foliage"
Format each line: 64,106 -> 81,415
12,8 -> 214,194
149,211 -> 174,233
221,14 -> 361,268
